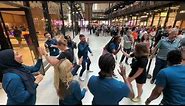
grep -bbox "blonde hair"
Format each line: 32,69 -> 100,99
57,36 -> 68,46
54,59 -> 73,100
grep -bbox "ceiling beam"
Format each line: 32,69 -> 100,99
111,1 -> 176,18
78,1 -> 120,3
105,1 -> 135,14
0,8 -> 25,11
0,1 -> 30,9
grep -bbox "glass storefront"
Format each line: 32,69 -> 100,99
147,16 -> 153,27
152,13 -> 160,27
136,17 -> 140,26
166,11 -> 177,27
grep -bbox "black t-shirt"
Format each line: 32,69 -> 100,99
13,29 -> 22,37
57,49 -> 74,63
130,53 -> 148,77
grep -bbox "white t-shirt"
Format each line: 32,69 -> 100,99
178,34 -> 185,40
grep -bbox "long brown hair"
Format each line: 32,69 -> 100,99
134,43 -> 149,57
98,53 -> 115,79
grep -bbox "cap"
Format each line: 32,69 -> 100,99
142,31 -> 147,35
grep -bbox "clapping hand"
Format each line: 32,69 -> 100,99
118,64 -> 126,77
34,74 -> 44,84
127,77 -> 134,83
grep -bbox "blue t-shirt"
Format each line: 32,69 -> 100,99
88,75 -> 130,105
155,65 -> 185,105
62,80 -> 86,105
45,39 -> 59,56
108,42 -> 119,53
78,42 -> 92,59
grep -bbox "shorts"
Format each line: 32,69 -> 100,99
129,71 -> 147,84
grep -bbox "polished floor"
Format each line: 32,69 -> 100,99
0,30 -> 162,105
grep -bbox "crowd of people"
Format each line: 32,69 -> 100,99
0,22 -> 185,105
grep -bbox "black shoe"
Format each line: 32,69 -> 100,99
74,73 -> 78,76
147,74 -> 152,79
125,62 -> 129,65
150,80 -> 154,84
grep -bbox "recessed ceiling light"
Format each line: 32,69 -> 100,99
114,8 -> 116,11
180,10 -> 185,13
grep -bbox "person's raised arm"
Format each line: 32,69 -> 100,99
38,47 -> 59,66
121,49 -> 131,58
145,70 -> 166,105
118,64 -> 134,99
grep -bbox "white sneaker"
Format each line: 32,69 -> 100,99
131,97 -> 141,102
79,77 -> 85,81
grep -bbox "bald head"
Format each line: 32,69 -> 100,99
168,28 -> 178,40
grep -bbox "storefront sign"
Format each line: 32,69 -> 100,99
141,15 -> 148,18
160,12 -> 167,17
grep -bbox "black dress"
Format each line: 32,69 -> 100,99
129,53 -> 148,84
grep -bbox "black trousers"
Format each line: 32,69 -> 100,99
120,48 -> 131,63
79,57 -> 91,77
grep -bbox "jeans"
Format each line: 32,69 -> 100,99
120,48 -> 131,63
79,57 -> 91,77
152,57 -> 167,81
